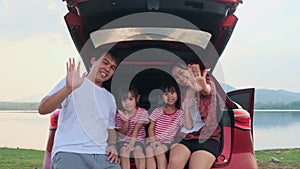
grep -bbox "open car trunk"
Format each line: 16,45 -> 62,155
63,0 -> 242,68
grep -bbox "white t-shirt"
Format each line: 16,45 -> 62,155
49,78 -> 117,159
180,99 -> 205,134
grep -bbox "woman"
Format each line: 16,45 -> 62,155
168,62 -> 221,169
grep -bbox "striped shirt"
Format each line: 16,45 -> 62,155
149,107 -> 184,143
115,107 -> 149,142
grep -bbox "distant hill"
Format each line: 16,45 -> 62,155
6,88 -> 300,104
220,83 -> 236,93
0,102 -> 39,110
1,85 -> 300,109
221,83 -> 300,104
255,89 -> 300,104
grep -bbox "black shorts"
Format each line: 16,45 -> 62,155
179,139 -> 220,158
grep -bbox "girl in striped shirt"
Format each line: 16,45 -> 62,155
145,82 -> 193,169
115,86 -> 149,169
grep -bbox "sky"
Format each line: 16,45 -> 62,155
0,0 -> 300,101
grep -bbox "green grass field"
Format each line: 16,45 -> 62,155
1,147 -> 300,169
256,148 -> 300,169
0,148 -> 44,169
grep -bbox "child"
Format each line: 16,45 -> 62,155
145,82 -> 193,169
115,85 -> 149,169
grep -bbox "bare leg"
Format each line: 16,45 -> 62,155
155,144 -> 168,169
133,146 -> 146,169
145,146 -> 156,169
167,144 -> 190,169
120,147 -> 130,169
189,150 -> 216,169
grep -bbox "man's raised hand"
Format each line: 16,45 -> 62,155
66,58 -> 86,91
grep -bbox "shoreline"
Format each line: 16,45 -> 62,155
1,147 -> 300,169
5,109 -> 299,113
1,146 -> 300,152
255,109 -> 300,112
1,109 -> 300,111
255,147 -> 300,151
0,110 -> 38,113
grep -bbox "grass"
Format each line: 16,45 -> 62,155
1,147 -> 300,169
255,148 -> 300,169
0,147 -> 44,169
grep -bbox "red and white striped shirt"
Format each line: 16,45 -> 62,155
149,107 -> 184,143
115,107 -> 149,142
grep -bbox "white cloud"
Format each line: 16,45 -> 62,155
1,0 -> 300,101
46,0 -> 67,13
47,1 -> 58,11
218,0 -> 300,92
0,32 -> 80,101
0,0 -> 16,18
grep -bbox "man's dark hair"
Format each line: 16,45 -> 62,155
92,45 -> 121,65
108,50 -> 121,66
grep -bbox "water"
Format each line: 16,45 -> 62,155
0,111 -> 50,150
253,110 -> 300,150
0,110 -> 299,150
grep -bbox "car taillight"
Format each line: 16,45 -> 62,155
50,109 -> 60,130
233,109 -> 251,130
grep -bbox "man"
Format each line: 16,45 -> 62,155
38,51 -> 121,169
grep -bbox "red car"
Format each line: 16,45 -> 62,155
43,0 -> 258,168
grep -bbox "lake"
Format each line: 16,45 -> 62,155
0,110 -> 299,150
0,111 -> 50,150
254,110 -> 300,150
